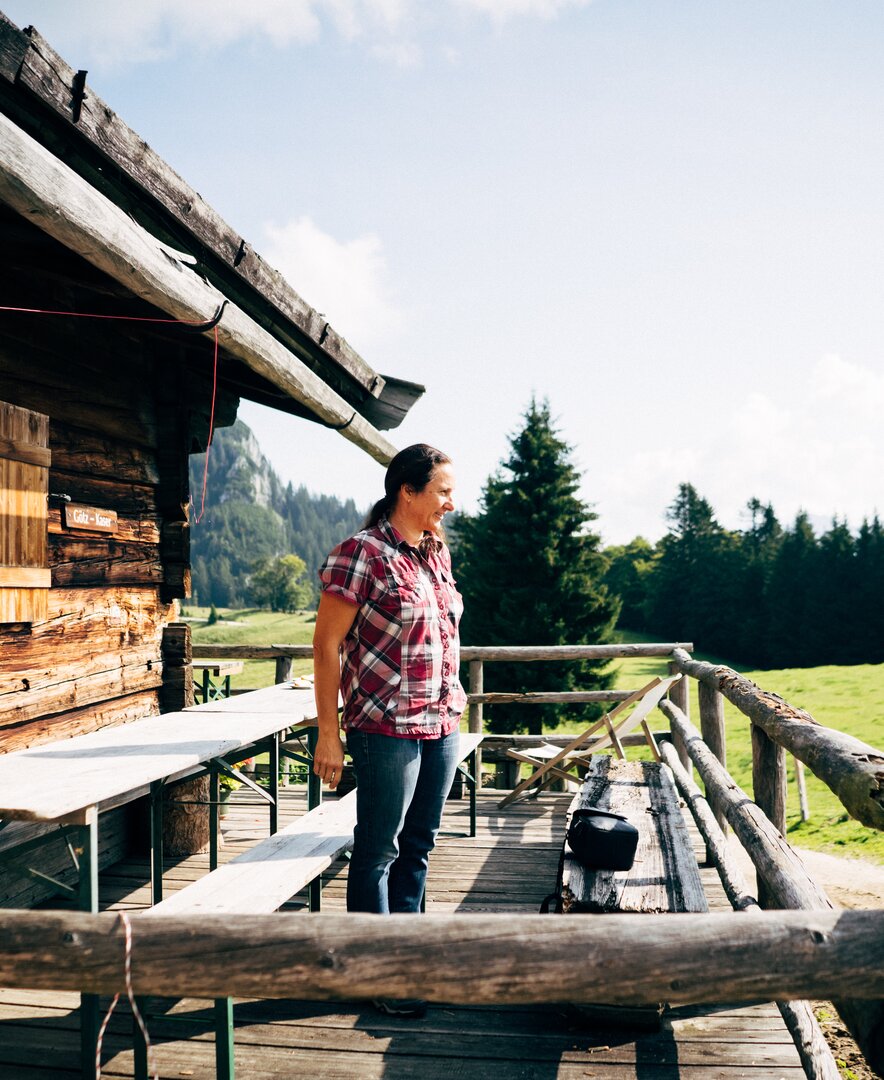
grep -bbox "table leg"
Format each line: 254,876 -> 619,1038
306,727 -> 321,812
469,749 -> 478,838
268,733 -> 279,836
215,996 -> 235,1080
149,780 -> 164,905
201,668 -> 211,704
78,807 -> 99,1080
209,766 -> 220,870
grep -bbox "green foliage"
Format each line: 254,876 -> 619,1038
189,420 -> 363,607
606,485 -> 884,669
456,398 -> 619,735
207,603 -> 219,626
249,553 -> 312,613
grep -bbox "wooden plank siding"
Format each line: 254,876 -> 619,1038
0,789 -> 807,1077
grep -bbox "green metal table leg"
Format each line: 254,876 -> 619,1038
269,733 -> 280,836
202,668 -> 211,704
307,727 -> 323,909
79,807 -> 99,1080
306,726 -> 321,811
469,750 -> 478,838
209,767 -> 220,870
149,780 -> 164,904
133,999 -> 149,1080
215,996 -> 235,1080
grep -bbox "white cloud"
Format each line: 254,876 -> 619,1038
453,0 -> 593,22
261,216 -> 405,353
371,40 -> 423,67
18,0 -> 592,67
594,355 -> 883,544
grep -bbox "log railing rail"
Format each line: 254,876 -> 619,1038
189,636 -> 884,1075
0,909 -> 880,1005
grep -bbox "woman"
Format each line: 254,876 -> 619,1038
312,444 -> 466,1013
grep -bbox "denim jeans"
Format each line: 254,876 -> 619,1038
345,728 -> 461,913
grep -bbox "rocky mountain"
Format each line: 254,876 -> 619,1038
188,420 -> 364,607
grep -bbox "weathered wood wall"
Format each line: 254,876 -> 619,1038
0,210 -> 237,903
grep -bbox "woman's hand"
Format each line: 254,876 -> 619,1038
313,730 -> 346,789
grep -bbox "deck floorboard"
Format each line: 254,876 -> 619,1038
0,786 -> 806,1077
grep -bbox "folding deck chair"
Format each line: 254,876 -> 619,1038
497,674 -> 681,808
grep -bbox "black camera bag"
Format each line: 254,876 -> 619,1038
566,806 -> 639,871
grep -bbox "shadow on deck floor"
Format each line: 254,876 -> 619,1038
0,788 -> 805,1078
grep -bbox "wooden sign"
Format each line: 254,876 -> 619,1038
64,503 -> 118,534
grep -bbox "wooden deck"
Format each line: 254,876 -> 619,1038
0,787 -> 807,1078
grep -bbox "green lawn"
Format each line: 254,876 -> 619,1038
185,608 -> 884,863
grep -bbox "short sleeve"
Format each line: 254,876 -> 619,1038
319,536 -> 374,607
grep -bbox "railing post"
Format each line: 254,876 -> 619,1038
275,654 -> 294,684
698,680 -> 727,842
468,660 -> 484,790
667,661 -> 691,773
751,722 -> 787,908
794,757 -> 810,822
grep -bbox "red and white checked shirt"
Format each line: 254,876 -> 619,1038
319,518 -> 467,738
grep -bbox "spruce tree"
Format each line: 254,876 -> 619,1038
456,399 -> 619,735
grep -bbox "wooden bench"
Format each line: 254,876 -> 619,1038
134,731 -> 484,1080
559,755 -> 707,914
551,754 -> 707,1027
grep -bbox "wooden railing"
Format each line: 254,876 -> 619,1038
191,636 -> 884,1075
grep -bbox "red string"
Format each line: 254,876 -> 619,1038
0,302 -> 221,524
0,303 -> 203,325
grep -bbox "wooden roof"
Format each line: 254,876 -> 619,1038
0,12 -> 422,449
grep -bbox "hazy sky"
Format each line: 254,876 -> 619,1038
5,1 -> 883,543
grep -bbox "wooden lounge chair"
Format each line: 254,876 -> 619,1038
497,674 -> 681,808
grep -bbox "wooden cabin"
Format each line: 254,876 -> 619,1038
0,12 -> 419,903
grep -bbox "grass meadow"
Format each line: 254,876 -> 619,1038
186,607 -> 884,864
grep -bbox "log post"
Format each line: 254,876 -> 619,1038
752,722 -> 788,908
468,660 -> 483,790
668,662 -> 691,773
275,655 -> 294,684
698,679 -> 728,852
795,757 -> 810,822
161,623 -> 211,856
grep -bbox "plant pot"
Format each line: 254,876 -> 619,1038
219,787 -> 232,819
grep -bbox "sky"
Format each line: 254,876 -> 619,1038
4,0 -> 883,544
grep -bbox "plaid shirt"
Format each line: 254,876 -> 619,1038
319,519 -> 467,737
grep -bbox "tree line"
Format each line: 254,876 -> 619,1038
605,486 -> 884,669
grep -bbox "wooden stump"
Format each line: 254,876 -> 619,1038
163,775 -> 213,856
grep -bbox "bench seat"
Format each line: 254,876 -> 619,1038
561,755 -> 707,914
147,790 -> 358,917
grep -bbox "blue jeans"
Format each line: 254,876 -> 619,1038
346,729 -> 461,913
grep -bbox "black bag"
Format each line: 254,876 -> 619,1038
566,807 -> 639,871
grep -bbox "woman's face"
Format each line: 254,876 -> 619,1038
408,463 -> 456,535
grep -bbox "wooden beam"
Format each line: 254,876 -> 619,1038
660,696 -> 884,1074
0,16 -> 387,404
0,111 -> 397,466
0,909 -> 880,1005
461,643 -> 694,661
670,648 -> 884,832
659,740 -> 842,1080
